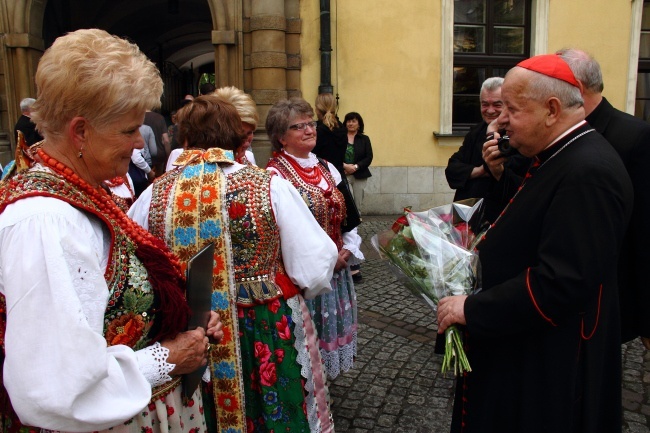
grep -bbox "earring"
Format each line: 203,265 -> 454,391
78,147 -> 83,158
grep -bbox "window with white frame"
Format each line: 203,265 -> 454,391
452,0 -> 532,130
635,0 -> 650,121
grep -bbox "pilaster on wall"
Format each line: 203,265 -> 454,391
0,0 -> 47,164
0,37 -> 11,164
211,0 -> 244,89
246,0 -> 302,166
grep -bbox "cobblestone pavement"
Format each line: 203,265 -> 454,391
329,215 -> 650,433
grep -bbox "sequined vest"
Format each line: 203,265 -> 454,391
226,166 -> 298,305
267,155 -> 346,249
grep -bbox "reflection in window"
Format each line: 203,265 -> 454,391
636,0 -> 650,121
452,0 -> 530,129
454,26 -> 486,53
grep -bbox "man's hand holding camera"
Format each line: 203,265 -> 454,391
482,130 -> 508,181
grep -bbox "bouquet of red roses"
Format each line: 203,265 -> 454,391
371,199 -> 485,375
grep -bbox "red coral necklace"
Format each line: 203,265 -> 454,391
36,148 -> 183,281
282,152 -> 323,185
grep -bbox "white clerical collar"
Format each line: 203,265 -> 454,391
543,120 -> 587,151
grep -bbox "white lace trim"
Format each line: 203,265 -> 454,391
281,149 -> 320,168
321,331 -> 357,380
287,295 -> 323,433
136,342 -> 175,388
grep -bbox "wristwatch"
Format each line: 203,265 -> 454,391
354,164 -> 359,170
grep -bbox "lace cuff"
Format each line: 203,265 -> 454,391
136,342 -> 176,388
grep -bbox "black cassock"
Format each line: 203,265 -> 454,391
452,123 -> 633,433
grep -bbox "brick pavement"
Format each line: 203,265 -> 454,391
329,215 -> 650,433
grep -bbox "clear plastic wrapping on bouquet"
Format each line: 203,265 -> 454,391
371,198 -> 485,315
371,199 -> 486,375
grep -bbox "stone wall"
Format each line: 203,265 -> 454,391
360,166 -> 455,215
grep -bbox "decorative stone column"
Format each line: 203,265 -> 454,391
0,0 -> 47,164
211,0 -> 243,89
247,0 -> 297,165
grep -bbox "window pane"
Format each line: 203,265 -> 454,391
494,27 -> 525,54
454,25 -> 486,53
635,72 -> 650,121
493,0 -> 526,25
453,95 -> 483,125
641,32 -> 650,58
643,2 -> 650,30
454,67 -> 486,94
455,0 -> 486,24
453,67 -> 487,125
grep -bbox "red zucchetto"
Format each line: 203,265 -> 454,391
516,54 -> 580,88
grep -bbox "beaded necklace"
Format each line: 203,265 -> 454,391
36,148 -> 184,281
105,176 -> 126,187
282,151 -> 324,185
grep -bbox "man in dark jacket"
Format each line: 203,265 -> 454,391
14,98 -> 43,146
438,54 -> 632,433
558,48 -> 650,347
445,77 -> 529,223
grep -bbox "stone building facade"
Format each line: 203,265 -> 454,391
0,0 -> 645,215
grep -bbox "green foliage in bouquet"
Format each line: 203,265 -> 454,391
372,200 -> 485,376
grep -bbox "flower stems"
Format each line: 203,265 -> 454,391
441,325 -> 471,376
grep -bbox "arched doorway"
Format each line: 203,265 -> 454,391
1,0 -> 303,166
42,0 -> 215,118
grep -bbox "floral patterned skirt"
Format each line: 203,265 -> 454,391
237,296 -> 334,433
305,266 -> 358,380
33,385 -> 206,433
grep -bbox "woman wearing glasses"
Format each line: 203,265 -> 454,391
266,97 -> 362,380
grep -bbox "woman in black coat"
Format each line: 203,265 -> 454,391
342,112 -> 373,209
312,93 -> 347,174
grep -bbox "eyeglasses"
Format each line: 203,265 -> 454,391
288,121 -> 317,131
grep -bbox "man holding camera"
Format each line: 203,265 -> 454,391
445,77 -> 529,224
438,54 -> 632,433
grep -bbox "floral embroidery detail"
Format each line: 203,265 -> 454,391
212,291 -> 229,310
200,219 -> 221,239
268,299 -> 281,314
200,185 -> 218,203
228,201 -> 246,219
105,313 -> 146,347
212,361 -> 237,379
221,324 -> 233,344
254,341 -> 272,363
217,393 -> 240,413
214,255 -> 225,273
259,361 -> 277,387
274,348 -> 285,364
263,390 -> 278,406
275,315 -> 291,340
268,404 -> 283,421
128,255 -> 153,293
175,191 -> 198,212
173,226 -> 197,246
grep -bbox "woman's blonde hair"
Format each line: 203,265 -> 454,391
31,28 -> 163,139
214,86 -> 259,129
315,93 -> 339,131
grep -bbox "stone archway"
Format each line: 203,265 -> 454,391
0,0 -> 304,166
0,0 -> 47,163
